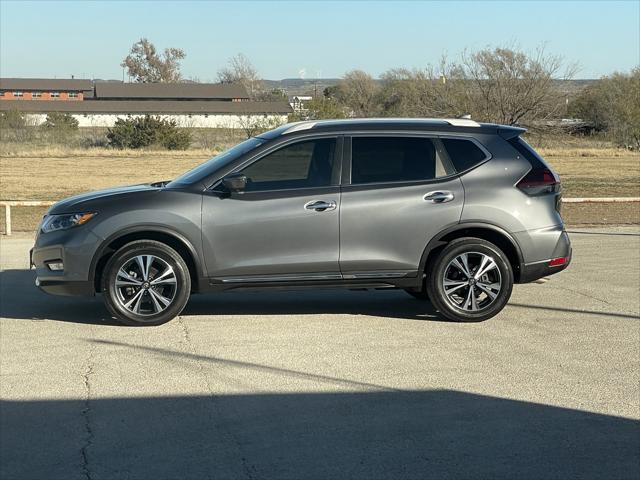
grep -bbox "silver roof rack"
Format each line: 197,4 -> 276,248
282,121 -> 317,135
281,118 -> 480,135
442,118 -> 480,127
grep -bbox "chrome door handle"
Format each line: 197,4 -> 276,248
424,191 -> 455,203
304,200 -> 337,212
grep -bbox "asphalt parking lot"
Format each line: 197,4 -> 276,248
1,228 -> 639,480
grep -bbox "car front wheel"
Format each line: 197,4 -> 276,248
426,238 -> 513,322
102,240 -> 191,326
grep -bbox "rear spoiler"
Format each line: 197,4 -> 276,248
498,126 -> 527,140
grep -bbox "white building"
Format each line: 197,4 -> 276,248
289,95 -> 313,113
0,79 -> 292,127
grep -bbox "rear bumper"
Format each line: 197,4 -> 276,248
516,227 -> 572,283
518,248 -> 572,283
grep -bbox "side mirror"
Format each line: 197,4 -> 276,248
221,173 -> 248,193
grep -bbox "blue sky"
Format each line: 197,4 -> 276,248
1,0 -> 638,80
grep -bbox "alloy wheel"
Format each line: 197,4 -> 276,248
114,255 -> 178,316
442,251 -> 502,312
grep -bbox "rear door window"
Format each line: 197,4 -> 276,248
440,138 -> 488,173
351,137 -> 438,184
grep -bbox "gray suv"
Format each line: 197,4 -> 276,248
31,119 -> 571,325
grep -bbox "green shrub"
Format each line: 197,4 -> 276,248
0,109 -> 27,129
42,112 -> 79,131
160,128 -> 192,150
107,116 -> 158,149
106,115 -> 191,150
290,97 -> 347,121
0,109 -> 36,142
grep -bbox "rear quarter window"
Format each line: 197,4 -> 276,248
508,137 -> 548,169
441,138 -> 488,173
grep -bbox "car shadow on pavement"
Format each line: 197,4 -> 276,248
2,269 -> 639,324
2,386 -> 639,479
0,269 -> 119,325
0,269 -> 444,324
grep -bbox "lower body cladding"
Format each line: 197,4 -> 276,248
514,225 -> 572,283
31,224 -> 571,298
205,271 -> 420,293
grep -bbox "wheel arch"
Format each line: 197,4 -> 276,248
91,226 -> 203,293
419,222 -> 524,282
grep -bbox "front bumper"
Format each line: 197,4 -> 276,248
31,227 -> 101,297
34,275 -> 94,296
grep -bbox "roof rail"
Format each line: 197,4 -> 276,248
282,121 -> 317,134
280,118 -> 481,134
442,118 -> 481,127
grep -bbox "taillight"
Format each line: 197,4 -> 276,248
516,168 -> 561,195
549,257 -> 568,267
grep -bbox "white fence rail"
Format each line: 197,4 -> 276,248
1,201 -> 55,236
2,197 -> 640,236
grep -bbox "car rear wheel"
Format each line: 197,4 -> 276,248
426,238 -> 513,322
102,240 -> 191,326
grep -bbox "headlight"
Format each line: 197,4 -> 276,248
41,212 -> 97,233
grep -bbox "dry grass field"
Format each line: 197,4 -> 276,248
1,141 -> 639,233
538,147 -> 640,198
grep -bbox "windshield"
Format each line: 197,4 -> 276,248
168,137 -> 265,187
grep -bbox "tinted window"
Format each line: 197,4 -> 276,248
240,138 -> 336,191
508,137 -> 547,169
441,138 -> 487,172
169,137 -> 264,186
351,137 -> 436,184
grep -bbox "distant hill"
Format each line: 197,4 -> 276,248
263,78 -> 341,96
264,78 -> 598,97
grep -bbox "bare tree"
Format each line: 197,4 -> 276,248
571,68 -> 640,148
121,38 -> 186,83
354,47 -> 575,125
378,60 -> 471,118
335,70 -> 379,117
236,115 -> 286,138
456,46 -> 577,125
218,54 -> 264,99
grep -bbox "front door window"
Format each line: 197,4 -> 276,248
240,138 -> 336,191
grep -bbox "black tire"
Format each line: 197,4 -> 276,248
102,240 -> 191,326
426,238 -> 513,322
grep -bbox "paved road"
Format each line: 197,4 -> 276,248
1,229 -> 639,480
